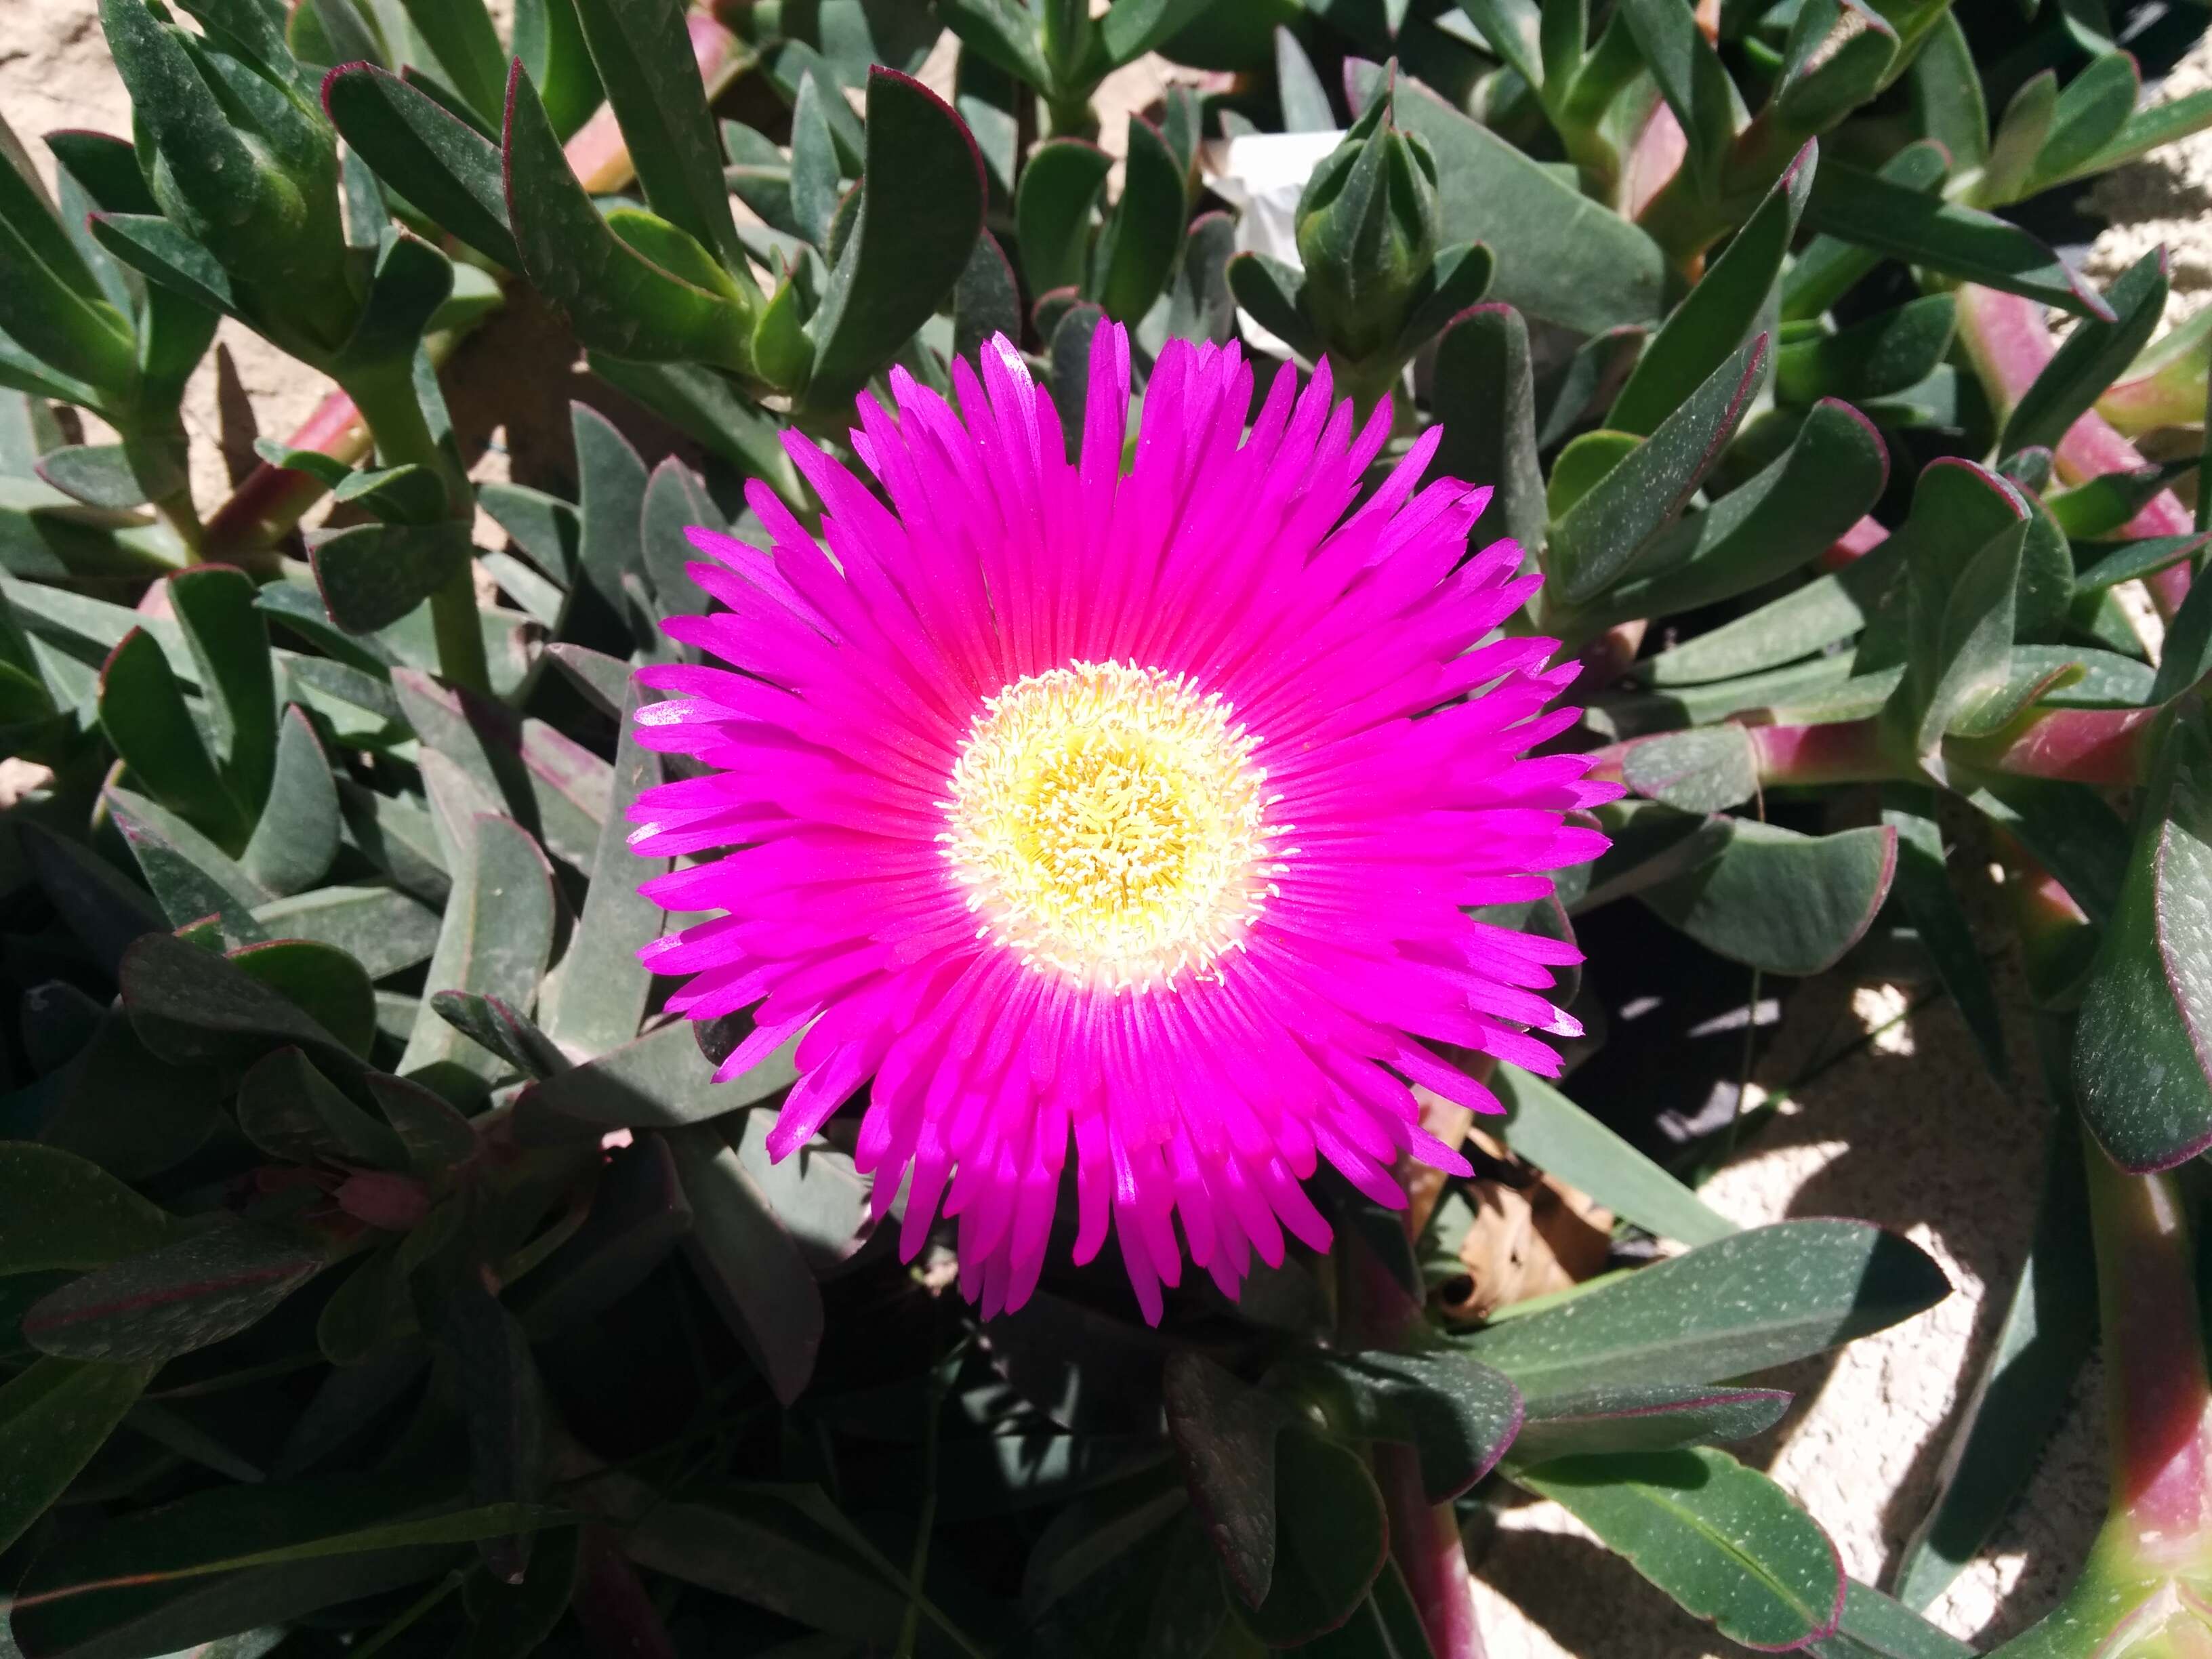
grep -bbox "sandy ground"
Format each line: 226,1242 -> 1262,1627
2084,29 -> 2212,323
7,6 -> 2209,1654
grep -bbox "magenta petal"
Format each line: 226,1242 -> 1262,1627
628,321 -> 1608,1325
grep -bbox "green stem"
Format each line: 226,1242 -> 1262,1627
2083,1146 -> 2212,1553
339,361 -> 491,696
149,484 -> 206,564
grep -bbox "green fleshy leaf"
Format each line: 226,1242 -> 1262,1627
99,626 -> 245,845
1610,142 -> 1811,438
0,1143 -> 174,1273
1800,158 -> 2113,320
105,784 -> 272,947
167,563 -> 278,813
307,518 -> 473,634
1095,115 -> 1185,325
1774,295 -> 1957,406
1891,1095 -> 2091,1613
1999,249 -> 2169,460
1593,398 -> 1887,626
501,64 -> 753,371
2074,705 -> 2212,1172
1548,333 -> 1768,605
238,707 -> 342,897
1492,1064 -> 1738,1246
668,1122 -> 825,1406
23,1222 -> 327,1364
398,812 -> 558,1101
1515,1448 -> 1845,1650
1464,1218 -> 1948,1398
322,62 -> 518,269
1511,1383 -> 1792,1462
1432,304 -> 1546,558
0,1357 -> 158,1557
1227,1426 -> 1389,1645
1641,820 -> 1899,977
804,70 -> 987,407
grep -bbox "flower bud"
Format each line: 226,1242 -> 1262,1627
104,0 -> 357,361
1294,89 -> 1441,367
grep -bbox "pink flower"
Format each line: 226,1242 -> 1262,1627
630,326 -> 1616,1322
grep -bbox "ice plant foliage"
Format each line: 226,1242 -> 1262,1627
628,325 -> 1616,1320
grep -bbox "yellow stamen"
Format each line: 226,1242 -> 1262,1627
941,661 -> 1284,991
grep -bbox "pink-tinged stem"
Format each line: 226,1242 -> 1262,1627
2085,1151 -> 2212,1552
1961,705 -> 2163,788
1620,100 -> 1689,228
1817,514 -> 1889,572
1746,718 -> 1894,785
1375,1443 -> 1487,1659
571,1524 -> 679,1659
1954,285 -> 2194,617
199,7 -> 747,563
197,388 -> 369,565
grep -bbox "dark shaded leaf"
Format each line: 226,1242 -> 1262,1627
23,1223 -> 327,1364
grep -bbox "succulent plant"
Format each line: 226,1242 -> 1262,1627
1,0 -> 2210,1655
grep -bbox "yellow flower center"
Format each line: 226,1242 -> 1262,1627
943,661 -> 1282,991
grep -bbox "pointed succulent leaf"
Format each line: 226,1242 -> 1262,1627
1466,1218 -> 1947,1399
1772,0 -> 1898,136
1549,333 -> 1768,606
1891,1107 -> 2091,1611
1999,249 -> 2169,459
502,64 -> 755,373
0,1358 -> 159,1557
399,813 -> 558,1102
1511,1384 -> 1792,1463
1492,1064 -> 1736,1246
1801,159 -> 2112,320
1012,138 -> 1106,294
1514,1448 -> 1846,1650
392,0 -> 506,129
1781,140 -> 1947,323
787,70 -> 842,249
567,0 -> 746,272
2027,51 -> 2140,194
23,1222 -> 327,1364
323,62 -> 518,269
936,0 -> 1053,90
1226,251 -> 1323,362
804,70 -> 986,409
2037,85 -> 2212,190
86,211 -> 241,318
1614,0 -> 1739,182
1594,399 -> 1887,625
1095,116 -> 1187,325
1432,304 -> 1545,558
2074,704 -> 2212,1172
1775,294 -> 1957,405
1611,144 -> 1813,437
